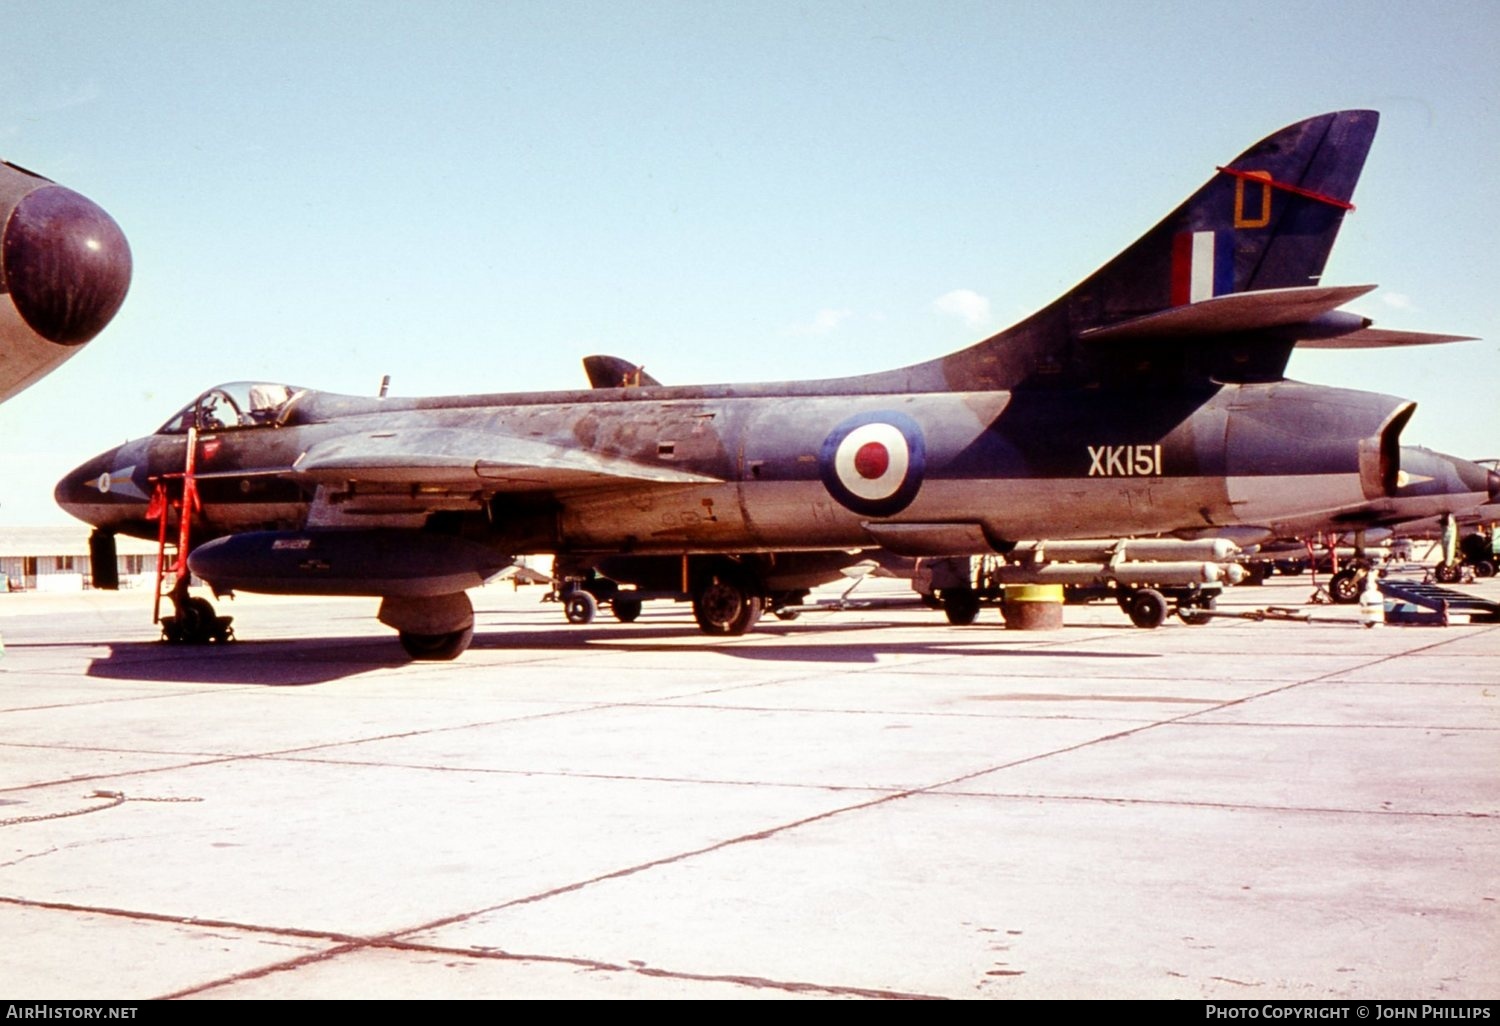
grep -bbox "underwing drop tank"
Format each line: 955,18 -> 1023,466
187,530 -> 513,597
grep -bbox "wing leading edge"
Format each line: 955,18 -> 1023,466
291,428 -> 722,492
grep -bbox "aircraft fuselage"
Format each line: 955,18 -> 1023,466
57,377 -> 1411,565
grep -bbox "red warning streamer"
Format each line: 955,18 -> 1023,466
1215,166 -> 1356,211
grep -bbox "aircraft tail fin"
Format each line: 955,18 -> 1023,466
873,112 -> 1387,392
1070,110 -> 1378,327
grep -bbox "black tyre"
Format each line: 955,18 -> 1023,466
1328,568 -> 1363,604
942,587 -> 980,626
1474,561 -> 1496,579
175,596 -> 220,644
1128,588 -> 1168,629
693,570 -> 764,636
564,591 -> 598,624
1177,594 -> 1216,626
612,594 -> 642,622
1434,562 -> 1462,584
399,625 -> 474,660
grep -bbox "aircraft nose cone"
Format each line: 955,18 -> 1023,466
54,458 -> 100,520
54,447 -> 126,526
3,184 -> 132,345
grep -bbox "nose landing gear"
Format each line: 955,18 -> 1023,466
160,576 -> 234,644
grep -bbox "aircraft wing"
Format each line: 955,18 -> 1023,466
290,428 -> 722,492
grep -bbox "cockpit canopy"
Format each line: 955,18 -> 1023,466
157,382 -> 304,434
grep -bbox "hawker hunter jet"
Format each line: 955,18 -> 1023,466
57,110 -> 1477,658
1,159 -> 132,401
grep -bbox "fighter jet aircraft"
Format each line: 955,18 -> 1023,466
1,159 -> 132,401
57,110 -> 1479,659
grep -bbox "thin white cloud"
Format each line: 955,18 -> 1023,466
2,81 -> 102,143
786,307 -> 854,336
27,80 -> 102,116
1381,292 -> 1416,312
933,289 -> 991,327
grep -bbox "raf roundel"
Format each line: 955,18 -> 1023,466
819,412 -> 926,517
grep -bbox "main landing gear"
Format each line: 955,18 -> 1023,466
691,564 -> 763,636
1327,566 -> 1368,604
381,593 -> 476,661
554,558 -> 786,637
396,624 -> 475,661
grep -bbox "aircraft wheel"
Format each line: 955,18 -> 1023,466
612,594 -> 642,623
1177,595 -> 1215,626
1434,562 -> 1462,584
1328,568 -> 1363,604
693,572 -> 763,636
565,591 -> 598,624
398,625 -> 474,661
941,587 -> 980,626
1127,588 -> 1168,629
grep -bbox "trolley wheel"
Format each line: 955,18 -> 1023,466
564,591 -> 598,624
1127,588 -> 1168,629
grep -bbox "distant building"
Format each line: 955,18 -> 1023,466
0,527 -> 161,592
1,529 -> 554,594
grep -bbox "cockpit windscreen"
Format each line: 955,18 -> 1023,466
156,382 -> 302,434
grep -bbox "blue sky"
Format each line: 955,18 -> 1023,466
2,0 -> 1497,524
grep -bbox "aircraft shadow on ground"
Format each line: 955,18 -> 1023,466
78,617 -> 1156,686
84,636 -> 410,686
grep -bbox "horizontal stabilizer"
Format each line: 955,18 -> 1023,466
1296,327 -> 1480,349
1078,285 -> 1377,343
293,429 -> 722,492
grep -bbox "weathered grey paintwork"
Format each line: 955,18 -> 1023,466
582,357 -> 1500,619
0,159 -> 132,402
1235,446 -> 1497,543
55,111 -> 1485,658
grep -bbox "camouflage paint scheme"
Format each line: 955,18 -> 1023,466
56,111 -> 1486,658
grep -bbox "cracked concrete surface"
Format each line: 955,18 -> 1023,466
0,577 -> 1496,999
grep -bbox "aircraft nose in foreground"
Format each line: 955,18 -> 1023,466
2,161 -> 133,402
3,182 -> 132,344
